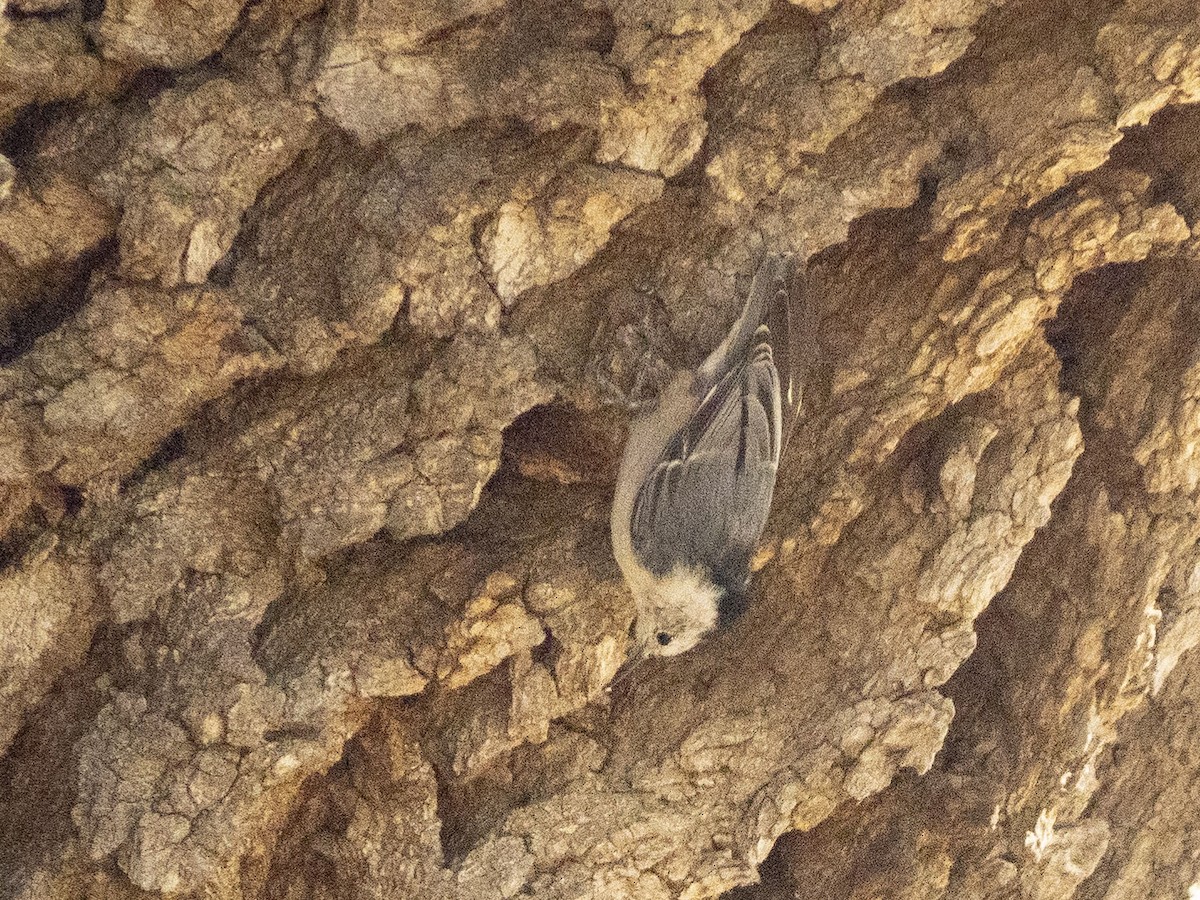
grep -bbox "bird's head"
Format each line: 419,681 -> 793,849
633,560 -> 750,658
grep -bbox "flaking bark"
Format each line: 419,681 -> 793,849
2,0 -> 1200,898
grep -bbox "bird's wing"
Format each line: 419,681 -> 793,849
630,328 -> 783,577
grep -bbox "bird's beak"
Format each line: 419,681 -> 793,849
605,628 -> 647,693
625,617 -> 645,662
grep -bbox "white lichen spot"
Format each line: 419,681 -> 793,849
1025,807 -> 1057,861
195,711 -> 225,746
1082,703 -> 1103,754
1074,760 -> 1099,795
274,753 -> 301,775
184,218 -> 224,283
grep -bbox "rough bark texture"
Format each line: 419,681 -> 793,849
1,0 -> 1199,898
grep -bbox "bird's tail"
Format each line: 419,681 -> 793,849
695,252 -> 813,451
696,254 -> 787,387
765,254 -> 810,453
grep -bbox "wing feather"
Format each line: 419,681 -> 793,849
631,330 -> 782,576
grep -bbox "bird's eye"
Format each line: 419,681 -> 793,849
656,632 -> 672,646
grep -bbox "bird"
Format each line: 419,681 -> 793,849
610,253 -> 806,659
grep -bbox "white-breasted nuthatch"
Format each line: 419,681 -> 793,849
611,253 -> 806,658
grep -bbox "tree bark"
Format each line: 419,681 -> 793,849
1,0 -> 1199,898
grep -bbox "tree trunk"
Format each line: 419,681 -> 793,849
2,0 -> 1199,898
